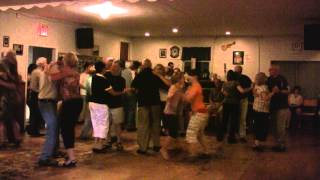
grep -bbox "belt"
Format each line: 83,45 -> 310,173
38,99 -> 57,103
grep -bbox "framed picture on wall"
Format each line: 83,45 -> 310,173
159,48 -> 167,58
233,51 -> 244,65
13,44 -> 24,56
170,46 -> 180,58
3,36 -> 9,47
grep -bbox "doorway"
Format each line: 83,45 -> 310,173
28,46 -> 55,64
120,42 -> 129,61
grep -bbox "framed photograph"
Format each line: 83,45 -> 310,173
13,44 -> 24,56
3,36 -> 9,47
233,51 -> 244,65
159,48 -> 167,58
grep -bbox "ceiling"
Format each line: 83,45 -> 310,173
1,0 -> 320,37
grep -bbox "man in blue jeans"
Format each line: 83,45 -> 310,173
37,60 -> 59,166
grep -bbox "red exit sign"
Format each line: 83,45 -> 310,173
38,24 -> 48,37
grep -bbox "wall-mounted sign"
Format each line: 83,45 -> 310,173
3,36 -> 9,47
292,41 -> 303,51
38,23 -> 48,37
233,51 -> 244,65
170,46 -> 180,58
159,48 -> 167,58
13,44 -> 24,56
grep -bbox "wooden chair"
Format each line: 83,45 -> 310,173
300,99 -> 318,127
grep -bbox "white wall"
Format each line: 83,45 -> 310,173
131,37 -> 217,71
0,12 -> 131,81
132,36 -> 320,80
0,12 -> 78,81
94,28 -> 131,59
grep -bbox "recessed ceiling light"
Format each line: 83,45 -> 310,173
172,28 -> 179,33
83,2 -> 127,19
145,32 -> 150,37
225,31 -> 231,35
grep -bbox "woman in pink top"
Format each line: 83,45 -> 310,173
160,72 -> 184,160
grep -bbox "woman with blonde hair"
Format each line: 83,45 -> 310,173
50,52 -> 82,167
252,72 -> 274,152
154,64 -> 170,135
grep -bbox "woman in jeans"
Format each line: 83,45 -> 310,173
219,70 -> 252,144
50,52 -> 82,167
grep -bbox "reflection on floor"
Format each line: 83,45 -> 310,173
0,126 -> 320,180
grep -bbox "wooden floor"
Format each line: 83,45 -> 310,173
0,126 -> 320,180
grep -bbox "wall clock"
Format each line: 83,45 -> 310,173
170,46 -> 180,58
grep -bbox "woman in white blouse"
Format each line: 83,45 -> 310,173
252,72 -> 274,152
288,86 -> 303,129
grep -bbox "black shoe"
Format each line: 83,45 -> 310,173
110,136 -> 118,144
116,143 -> 124,151
239,138 -> 247,144
62,160 -> 77,168
0,143 -> 6,150
272,145 -> 287,152
102,143 -> 112,150
216,135 -> 224,142
198,153 -> 211,159
252,145 -> 264,152
38,159 -> 59,167
13,141 -> 21,148
153,146 -> 161,152
92,147 -> 108,154
136,149 -> 147,155
228,137 -> 238,144
29,133 -> 45,137
53,151 -> 67,159
126,128 -> 137,132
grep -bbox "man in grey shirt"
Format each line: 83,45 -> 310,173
27,58 -> 46,136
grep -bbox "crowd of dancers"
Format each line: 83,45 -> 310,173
0,50 -> 299,168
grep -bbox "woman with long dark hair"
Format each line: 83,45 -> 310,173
218,70 -> 252,144
0,51 -> 23,148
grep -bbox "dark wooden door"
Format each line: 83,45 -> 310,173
120,42 -> 129,61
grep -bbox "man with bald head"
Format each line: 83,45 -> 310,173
131,59 -> 170,154
267,65 -> 290,152
28,57 -> 47,137
104,61 -> 126,150
234,65 -> 252,143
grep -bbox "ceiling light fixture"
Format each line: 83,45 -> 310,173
225,31 -> 231,35
145,32 -> 150,37
172,28 -> 179,33
83,2 -> 127,19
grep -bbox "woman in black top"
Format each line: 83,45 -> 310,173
89,61 -> 125,152
89,61 -> 112,151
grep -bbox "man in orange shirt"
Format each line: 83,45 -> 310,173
184,70 -> 209,158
